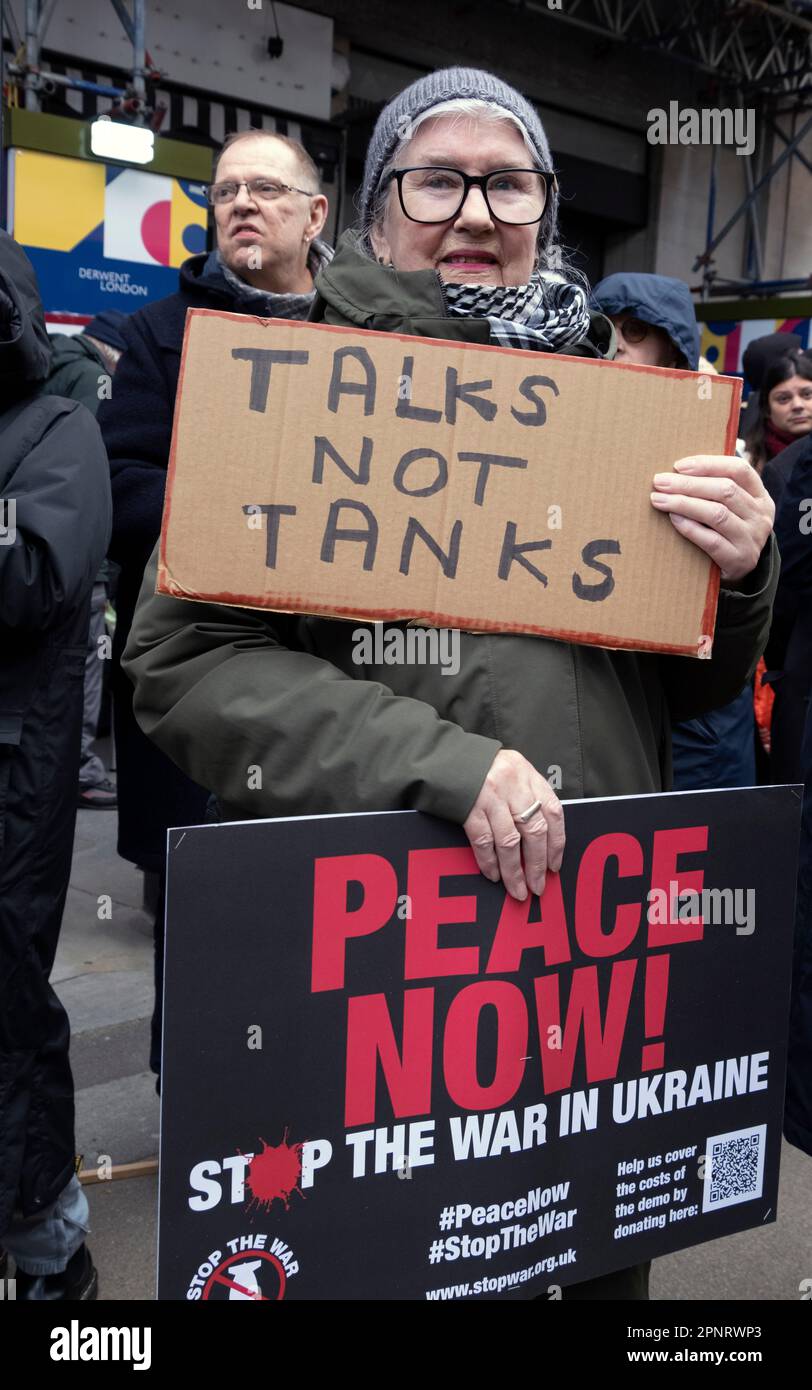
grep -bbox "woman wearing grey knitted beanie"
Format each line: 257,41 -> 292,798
358,67 -> 561,271
346,66 -> 599,357
313,67 -> 612,367
124,64 -> 776,1305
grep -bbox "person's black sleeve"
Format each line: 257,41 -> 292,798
658,535 -> 778,723
762,437 -> 810,515
0,400 -> 112,631
773,439 -> 812,607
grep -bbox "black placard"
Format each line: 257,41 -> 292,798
158,787 -> 799,1301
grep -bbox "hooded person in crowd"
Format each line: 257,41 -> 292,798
590,273 -> 698,374
123,68 -> 776,1300
43,309 -> 130,812
592,271 -> 759,791
0,231 -> 111,1299
97,130 -> 331,1084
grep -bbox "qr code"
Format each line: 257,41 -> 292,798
702,1124 -> 766,1213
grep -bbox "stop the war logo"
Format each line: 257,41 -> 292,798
187,1234 -> 300,1300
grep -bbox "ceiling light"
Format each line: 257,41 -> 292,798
90,117 -> 155,164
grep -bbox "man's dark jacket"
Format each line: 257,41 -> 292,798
0,232 -> 110,1229
765,434 -> 812,784
97,253 -> 242,869
788,702 -> 812,1158
762,434 -> 810,514
772,445 -> 812,1156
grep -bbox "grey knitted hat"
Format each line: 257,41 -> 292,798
360,66 -> 558,250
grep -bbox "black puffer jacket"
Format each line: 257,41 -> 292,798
0,232 -> 111,1228
771,443 -> 812,1156
764,434 -> 812,783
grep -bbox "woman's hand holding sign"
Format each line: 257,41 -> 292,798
650,455 -> 774,583
464,749 -> 565,902
466,455 -> 773,902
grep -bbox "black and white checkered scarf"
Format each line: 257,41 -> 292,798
443,271 -> 591,352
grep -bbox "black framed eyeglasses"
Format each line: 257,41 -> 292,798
206,177 -> 316,206
382,166 -> 557,226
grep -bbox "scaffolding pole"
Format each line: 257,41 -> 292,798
10,0 -> 150,115
741,151 -> 765,282
24,0 -> 37,110
132,0 -> 145,103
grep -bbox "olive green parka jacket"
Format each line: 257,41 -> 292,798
122,233 -> 778,825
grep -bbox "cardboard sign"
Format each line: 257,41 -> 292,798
159,311 -> 742,656
158,787 -> 799,1301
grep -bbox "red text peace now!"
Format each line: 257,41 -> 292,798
309,828 -> 709,1127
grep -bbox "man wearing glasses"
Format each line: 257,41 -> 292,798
206,133 -> 329,297
98,131 -> 330,1090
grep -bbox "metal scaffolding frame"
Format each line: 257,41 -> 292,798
505,0 -> 811,296
694,110 -> 812,287
506,0 -> 812,106
1,0 -> 153,114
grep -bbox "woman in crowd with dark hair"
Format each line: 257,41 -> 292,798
743,349 -> 812,473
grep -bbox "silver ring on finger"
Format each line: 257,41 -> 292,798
514,798 -> 544,825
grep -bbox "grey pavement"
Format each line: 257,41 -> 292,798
46,792 -> 812,1301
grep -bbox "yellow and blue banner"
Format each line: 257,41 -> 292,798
701,315 -> 811,387
8,148 -> 209,320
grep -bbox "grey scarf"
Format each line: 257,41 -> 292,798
204,237 -> 333,318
